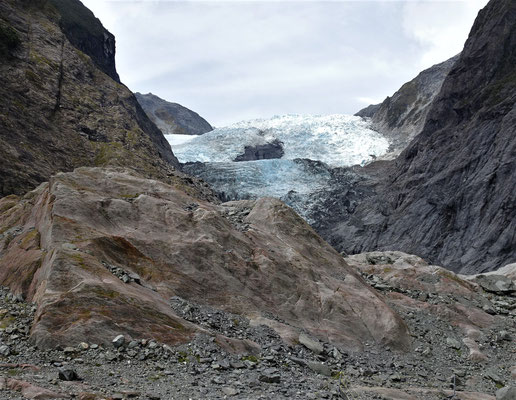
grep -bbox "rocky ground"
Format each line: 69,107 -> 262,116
1,251 -> 514,400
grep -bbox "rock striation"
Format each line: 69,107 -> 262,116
0,0 -> 179,198
0,167 -> 409,352
318,0 -> 516,274
356,55 -> 458,156
135,92 -> 213,136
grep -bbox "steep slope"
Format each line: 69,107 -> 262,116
356,55 -> 458,155
136,92 -> 213,135
324,0 -> 516,273
0,0 -> 179,197
0,167 -> 409,352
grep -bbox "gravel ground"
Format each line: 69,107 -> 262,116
0,279 -> 514,400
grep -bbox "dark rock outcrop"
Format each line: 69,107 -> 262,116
0,167 -> 409,352
0,0 -> 179,197
320,0 -> 516,274
234,139 -> 284,161
48,0 -> 120,82
135,92 -> 213,135
356,55 -> 459,155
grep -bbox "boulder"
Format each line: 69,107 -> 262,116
496,386 -> 516,400
474,275 -> 516,295
0,167 -> 410,352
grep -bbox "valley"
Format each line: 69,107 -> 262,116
0,0 -> 514,399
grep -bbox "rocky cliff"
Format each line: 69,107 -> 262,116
0,0 -> 179,197
136,92 -> 213,136
356,55 -> 459,156
320,0 -> 516,274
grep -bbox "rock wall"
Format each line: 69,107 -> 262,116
356,55 -> 458,156
322,0 -> 516,274
0,0 -> 179,197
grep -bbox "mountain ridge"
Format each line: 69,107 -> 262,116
321,0 -> 516,273
136,92 -> 213,136
356,55 -> 459,157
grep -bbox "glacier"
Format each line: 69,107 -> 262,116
169,114 -> 388,220
173,114 -> 388,167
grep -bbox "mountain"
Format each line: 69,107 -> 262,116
356,55 -> 459,156
0,0 -> 179,197
319,0 -> 516,274
136,92 -> 213,136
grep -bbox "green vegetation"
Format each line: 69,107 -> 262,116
0,22 -> 20,58
177,350 -> 189,363
0,315 -> 15,329
94,142 -> 123,166
20,229 -> 40,249
437,269 -> 472,290
7,368 -> 20,376
241,355 -> 259,363
30,51 -> 59,70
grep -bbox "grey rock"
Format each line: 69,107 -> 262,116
299,333 -> 324,354
314,0 -> 516,275
230,361 -> 245,369
58,368 -> 80,381
221,387 -> 239,396
486,368 -> 504,385
356,54 -> 459,156
307,361 -> 332,377
105,351 -> 118,362
259,368 -> 281,383
63,346 -> 76,353
497,331 -> 512,342
496,386 -> 516,400
112,335 -> 126,348
446,337 -> 461,350
234,139 -> 284,162
0,345 -> 10,356
475,275 -> 516,295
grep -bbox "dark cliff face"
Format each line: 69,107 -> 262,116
0,0 -> 179,197
49,0 -> 120,82
320,0 -> 516,274
356,55 -> 459,155
136,93 -> 213,136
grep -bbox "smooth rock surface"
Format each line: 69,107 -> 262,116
0,167 -> 409,351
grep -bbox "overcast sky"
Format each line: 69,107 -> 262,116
81,0 -> 489,126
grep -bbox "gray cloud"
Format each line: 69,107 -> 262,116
82,0 -> 488,126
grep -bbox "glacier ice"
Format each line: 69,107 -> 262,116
170,114 -> 388,219
165,134 -> 196,146
172,114 -> 388,167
